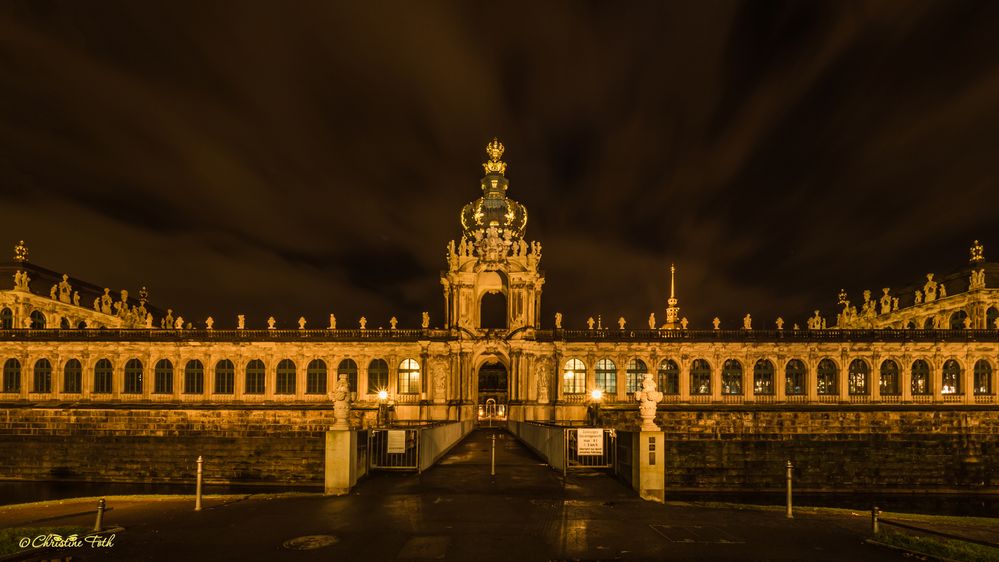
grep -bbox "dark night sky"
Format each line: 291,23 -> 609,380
1,1 -> 998,330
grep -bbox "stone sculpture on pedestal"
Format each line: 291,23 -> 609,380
635,373 -> 663,431
332,374 -> 351,430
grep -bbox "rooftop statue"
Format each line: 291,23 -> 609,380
587,317 -> 594,330
50,285 -> 57,299
237,315 -> 245,330
58,274 -> 72,303
914,290 -> 923,304
555,312 -> 562,329
13,270 -> 30,291
72,291 -> 80,306
743,314 -> 752,330
206,317 -> 214,330
390,316 -> 398,330
329,314 -> 336,329
359,316 -> 367,330
648,313 -> 656,330
267,316 -> 276,329
298,317 -> 307,330
939,283 -> 947,298
923,273 -> 938,302
970,269 -> 986,290
712,317 -> 720,330
422,312 -> 430,329
776,317 -> 784,330
680,317 -> 688,329
174,316 -> 184,330
880,288 -> 892,315
618,316 -> 626,330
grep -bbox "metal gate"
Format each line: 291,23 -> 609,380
564,427 -> 616,475
368,428 -> 420,471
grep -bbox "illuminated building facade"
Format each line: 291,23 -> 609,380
1,141 -> 997,426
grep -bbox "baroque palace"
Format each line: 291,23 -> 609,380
1,140 -> 998,426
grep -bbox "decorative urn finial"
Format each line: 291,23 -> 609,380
970,240 -> 985,264
13,240 -> 28,263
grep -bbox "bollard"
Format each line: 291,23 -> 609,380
871,506 -> 880,534
490,433 -> 496,476
195,455 -> 203,512
93,498 -> 106,532
785,460 -> 793,519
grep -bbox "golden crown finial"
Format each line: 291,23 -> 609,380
13,240 -> 28,263
482,137 -> 507,175
970,240 -> 985,264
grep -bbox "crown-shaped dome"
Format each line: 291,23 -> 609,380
460,138 -> 528,239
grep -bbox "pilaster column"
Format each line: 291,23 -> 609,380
871,354 -> 881,402
679,358 -> 690,402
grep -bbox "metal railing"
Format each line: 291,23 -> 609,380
366,421 -> 474,473
0,327 -> 453,342
368,428 -> 420,471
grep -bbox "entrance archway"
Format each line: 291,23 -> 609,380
477,361 -> 508,420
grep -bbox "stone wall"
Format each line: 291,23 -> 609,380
0,405 -> 358,486
600,405 -> 999,492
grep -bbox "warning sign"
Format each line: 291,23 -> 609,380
387,430 -> 407,454
576,428 -> 604,456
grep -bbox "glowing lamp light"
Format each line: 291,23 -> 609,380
590,389 -> 603,401
377,390 -> 389,401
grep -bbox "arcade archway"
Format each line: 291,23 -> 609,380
477,361 -> 508,420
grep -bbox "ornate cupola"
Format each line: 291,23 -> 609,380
459,138 -> 528,241
442,139 -> 544,335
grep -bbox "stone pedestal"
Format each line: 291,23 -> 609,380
324,430 -> 358,496
633,431 -> 665,503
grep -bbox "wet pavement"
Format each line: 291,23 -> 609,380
3,427 -> 929,560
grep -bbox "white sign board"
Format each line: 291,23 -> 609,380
576,428 -> 604,456
387,430 -> 407,454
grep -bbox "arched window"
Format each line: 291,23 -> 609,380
77,321 -> 87,329
32,359 -> 52,393
905,321 -> 916,330
595,359 -> 616,393
987,307 -> 999,330
626,359 -> 647,394
368,359 -> 388,393
753,359 -> 775,395
848,359 -> 869,395
911,360 -> 931,395
949,310 -> 969,330
923,317 -> 935,330
276,359 -> 296,394
3,358 -> 20,393
29,310 -> 46,329
817,359 -> 838,395
722,359 -> 743,395
562,358 -> 586,394
214,359 -> 234,394
93,358 -> 113,394
480,292 -> 507,330
154,359 -> 173,394
306,359 -> 327,395
690,359 -> 711,395
657,359 -> 679,395
398,359 -> 419,394
785,360 -> 806,396
942,359 -> 962,394
60,317 -> 70,329
0,308 -> 12,329
337,359 -> 358,394
974,360 -> 993,395
880,360 -> 900,396
245,359 -> 265,394
184,359 -> 204,394
124,358 -> 143,394
63,359 -> 82,393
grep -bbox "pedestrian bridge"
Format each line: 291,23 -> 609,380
325,420 -> 664,502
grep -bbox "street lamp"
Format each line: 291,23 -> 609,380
589,389 -> 603,426
377,390 -> 389,427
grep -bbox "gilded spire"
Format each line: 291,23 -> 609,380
970,240 -> 985,264
13,240 -> 28,263
482,137 -> 507,176
665,263 -> 680,327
